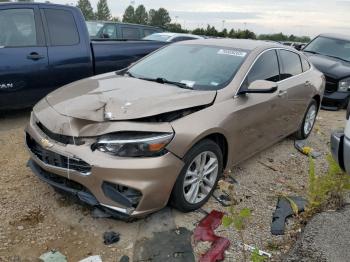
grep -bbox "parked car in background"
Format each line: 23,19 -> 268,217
26,39 -> 324,218
86,21 -> 163,40
143,32 -> 204,42
0,2 -> 167,110
331,103 -> 350,174
282,41 -> 307,50
303,33 -> 350,110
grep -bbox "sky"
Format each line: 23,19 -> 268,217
54,0 -> 350,37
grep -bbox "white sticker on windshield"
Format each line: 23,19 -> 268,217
181,80 -> 195,87
217,49 -> 247,57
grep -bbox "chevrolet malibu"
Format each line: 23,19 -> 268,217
26,39 -> 325,218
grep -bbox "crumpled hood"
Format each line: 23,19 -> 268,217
304,52 -> 350,80
46,72 -> 216,122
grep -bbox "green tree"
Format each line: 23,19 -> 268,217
96,0 -> 111,21
123,5 -> 135,23
166,23 -> 188,33
148,8 -> 171,27
76,0 -> 95,20
134,5 -> 148,24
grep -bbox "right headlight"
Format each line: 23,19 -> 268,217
338,77 -> 350,92
92,132 -> 174,157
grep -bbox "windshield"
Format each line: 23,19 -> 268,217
304,36 -> 350,62
128,45 -> 249,90
86,21 -> 104,37
143,34 -> 172,42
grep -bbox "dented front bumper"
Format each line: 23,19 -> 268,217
25,102 -> 184,217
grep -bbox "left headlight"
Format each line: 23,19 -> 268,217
92,132 -> 174,157
338,77 -> 350,92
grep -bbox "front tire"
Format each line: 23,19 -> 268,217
294,99 -> 318,140
170,139 -> 223,212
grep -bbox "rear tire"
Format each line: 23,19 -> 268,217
170,139 -> 223,212
294,99 -> 318,140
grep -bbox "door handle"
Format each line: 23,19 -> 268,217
305,81 -> 311,87
27,52 -> 45,61
278,90 -> 287,97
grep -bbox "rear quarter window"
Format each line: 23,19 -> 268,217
279,50 -> 303,80
44,9 -> 79,46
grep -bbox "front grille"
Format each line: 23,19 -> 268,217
325,75 -> 338,93
26,133 -> 91,174
36,122 -> 84,145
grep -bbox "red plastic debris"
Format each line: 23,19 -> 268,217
201,238 -> 231,262
194,210 -> 224,242
193,210 -> 231,262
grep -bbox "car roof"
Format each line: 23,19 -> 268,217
176,38 -> 285,51
319,33 -> 350,41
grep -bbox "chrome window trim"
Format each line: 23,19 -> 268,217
234,47 -> 312,97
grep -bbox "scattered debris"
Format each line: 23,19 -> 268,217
79,255 -> 102,262
212,191 -> 231,207
119,255 -> 130,262
193,210 -> 230,262
241,243 -> 272,258
133,227 -> 194,262
271,196 -> 307,235
39,250 -> 67,262
201,238 -> 230,262
294,139 -> 322,158
103,231 -> 120,245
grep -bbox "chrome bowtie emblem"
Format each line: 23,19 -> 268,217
40,138 -> 53,149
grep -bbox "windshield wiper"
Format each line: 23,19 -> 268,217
138,77 -> 194,90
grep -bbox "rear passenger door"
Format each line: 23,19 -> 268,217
277,49 -> 311,133
0,5 -> 48,108
41,7 -> 93,91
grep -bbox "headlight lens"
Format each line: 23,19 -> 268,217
338,77 -> 350,92
92,132 -> 174,157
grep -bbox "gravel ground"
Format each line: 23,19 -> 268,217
0,108 -> 346,261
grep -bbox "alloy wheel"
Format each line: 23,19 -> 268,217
304,104 -> 317,136
183,151 -> 219,204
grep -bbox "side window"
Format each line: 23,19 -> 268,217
279,50 -> 303,80
121,27 -> 140,40
100,24 -> 116,39
143,29 -> 156,37
301,56 -> 311,72
246,50 -> 280,85
0,9 -> 37,47
44,9 -> 79,46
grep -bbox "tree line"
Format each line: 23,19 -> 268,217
76,0 -> 311,43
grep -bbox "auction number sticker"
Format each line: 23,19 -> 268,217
217,49 -> 247,57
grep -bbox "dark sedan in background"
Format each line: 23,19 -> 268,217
303,33 -> 350,110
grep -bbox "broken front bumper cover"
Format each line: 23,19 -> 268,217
25,115 -> 184,218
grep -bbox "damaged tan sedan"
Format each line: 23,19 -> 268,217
26,39 -> 325,218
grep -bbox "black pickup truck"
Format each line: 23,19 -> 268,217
303,33 -> 350,110
0,2 -> 167,110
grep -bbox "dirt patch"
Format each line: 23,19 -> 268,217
0,109 -> 346,261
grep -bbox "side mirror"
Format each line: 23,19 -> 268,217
240,80 -> 278,94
